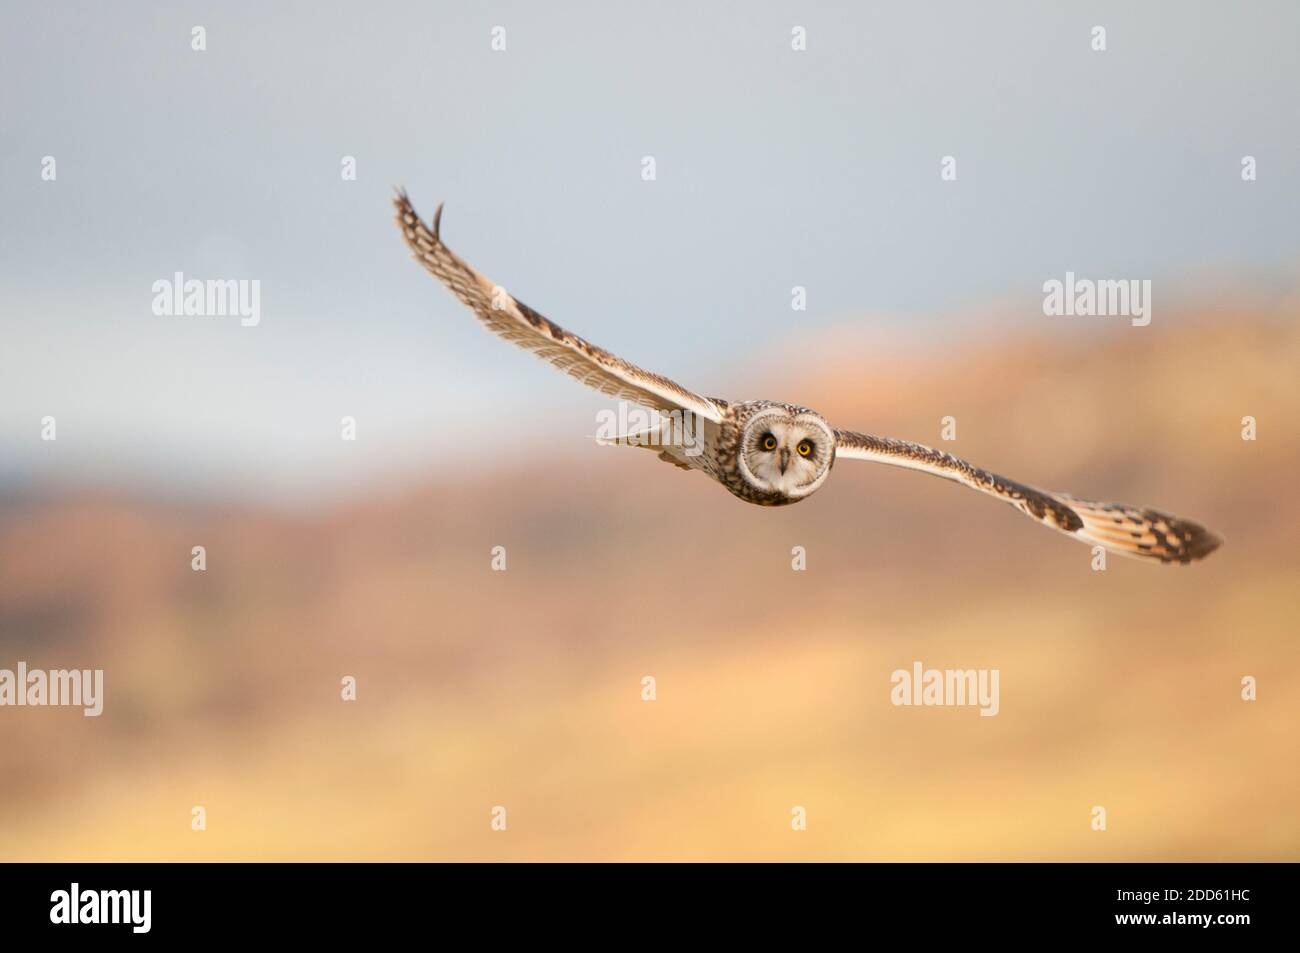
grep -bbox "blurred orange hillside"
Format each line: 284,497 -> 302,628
1,304 -> 1297,861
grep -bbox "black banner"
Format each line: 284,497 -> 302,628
0,862 -> 1280,940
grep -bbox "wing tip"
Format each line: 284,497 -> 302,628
392,189 -> 445,241
1072,503 -> 1224,565
1177,521 -> 1223,563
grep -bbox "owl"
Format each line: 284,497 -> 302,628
395,193 -> 1220,565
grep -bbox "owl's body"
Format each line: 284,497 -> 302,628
395,193 -> 1222,565
650,399 -> 830,507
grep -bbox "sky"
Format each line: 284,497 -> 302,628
2,0 -> 1297,503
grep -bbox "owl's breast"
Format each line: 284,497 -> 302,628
719,477 -> 805,507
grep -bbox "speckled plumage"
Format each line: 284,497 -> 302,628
395,193 -> 1221,565
685,400 -> 832,507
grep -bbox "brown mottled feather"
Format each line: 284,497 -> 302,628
394,191 -> 723,423
833,430 -> 1220,564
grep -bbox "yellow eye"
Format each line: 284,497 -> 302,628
797,441 -> 813,457
762,435 -> 777,451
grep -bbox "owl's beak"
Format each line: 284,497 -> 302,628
778,448 -> 791,474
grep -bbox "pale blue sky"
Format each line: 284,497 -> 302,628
2,0 -> 1297,502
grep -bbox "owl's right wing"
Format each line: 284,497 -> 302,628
832,429 -> 1221,564
394,192 -> 724,424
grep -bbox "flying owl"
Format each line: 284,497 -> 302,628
395,193 -> 1220,565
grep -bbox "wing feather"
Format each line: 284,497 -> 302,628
833,430 -> 1220,564
394,192 -> 723,424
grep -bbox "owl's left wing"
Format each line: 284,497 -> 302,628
394,192 -> 724,424
832,429 -> 1221,564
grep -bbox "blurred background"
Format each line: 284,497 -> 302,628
1,1 -> 1297,860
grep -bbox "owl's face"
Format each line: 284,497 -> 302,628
737,408 -> 835,499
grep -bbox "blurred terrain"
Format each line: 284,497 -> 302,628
1,304 -> 1297,860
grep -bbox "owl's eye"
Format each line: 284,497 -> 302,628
797,441 -> 813,457
762,434 -> 777,451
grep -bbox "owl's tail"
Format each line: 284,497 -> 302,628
1059,494 -> 1222,564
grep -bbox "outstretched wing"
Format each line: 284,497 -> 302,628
394,192 -> 724,424
833,430 -> 1221,564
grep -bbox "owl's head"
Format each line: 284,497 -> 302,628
737,407 -> 835,499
